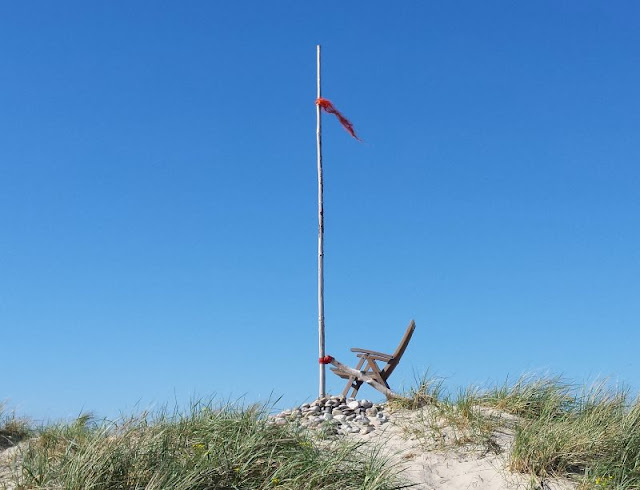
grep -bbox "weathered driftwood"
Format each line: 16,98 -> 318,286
329,358 -> 395,399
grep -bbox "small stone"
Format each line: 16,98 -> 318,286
323,413 -> 333,421
274,417 -> 287,426
365,407 -> 378,417
360,425 -> 374,434
361,400 -> 373,409
347,400 -> 360,410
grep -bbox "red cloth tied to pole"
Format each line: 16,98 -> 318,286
316,98 -> 360,141
318,355 -> 334,365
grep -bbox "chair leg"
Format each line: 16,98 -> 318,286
350,380 -> 364,398
340,381 -> 353,399
341,378 -> 363,399
366,358 -> 391,389
341,357 -> 365,398
342,357 -> 388,399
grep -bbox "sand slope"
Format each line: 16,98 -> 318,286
347,409 -> 577,490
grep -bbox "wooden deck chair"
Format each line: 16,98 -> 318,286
329,320 -> 416,399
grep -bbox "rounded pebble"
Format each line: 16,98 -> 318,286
272,397 -> 390,436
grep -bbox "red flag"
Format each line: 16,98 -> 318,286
316,97 -> 360,141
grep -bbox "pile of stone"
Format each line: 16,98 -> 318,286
271,396 -> 391,436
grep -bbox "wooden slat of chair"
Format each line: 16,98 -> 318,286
353,349 -> 393,361
330,320 -> 416,399
380,320 -> 415,380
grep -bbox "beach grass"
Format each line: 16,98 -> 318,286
396,374 -> 640,489
390,378 -> 506,454
507,382 -> 640,489
6,401 -> 404,490
0,404 -> 31,450
4,375 -> 640,489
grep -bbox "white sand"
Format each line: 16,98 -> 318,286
0,444 -> 22,490
347,408 -> 577,490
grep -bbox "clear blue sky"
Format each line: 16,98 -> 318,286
1,2 -> 639,422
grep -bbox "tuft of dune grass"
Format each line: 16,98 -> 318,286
10,401 -> 405,490
508,383 -> 640,489
0,404 -> 31,450
396,373 -> 640,489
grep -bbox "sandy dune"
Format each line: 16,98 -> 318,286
347,408 -> 577,490
0,407 -> 578,489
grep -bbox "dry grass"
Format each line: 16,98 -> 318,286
0,404 -> 31,450
398,374 -> 640,489
5,401 -> 405,490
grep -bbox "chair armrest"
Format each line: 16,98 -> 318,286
351,348 -> 393,361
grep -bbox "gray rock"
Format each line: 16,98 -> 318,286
271,398 -> 393,438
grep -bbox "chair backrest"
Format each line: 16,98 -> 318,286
382,320 -> 416,379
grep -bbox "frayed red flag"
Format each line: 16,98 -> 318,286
316,97 -> 360,141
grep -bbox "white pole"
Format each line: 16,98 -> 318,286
316,44 -> 326,398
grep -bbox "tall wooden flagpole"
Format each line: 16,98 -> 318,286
316,44 -> 326,398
